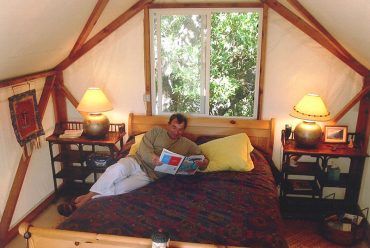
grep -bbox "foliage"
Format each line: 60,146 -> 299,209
210,12 -> 259,117
154,11 -> 260,117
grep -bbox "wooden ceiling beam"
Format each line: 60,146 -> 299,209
38,75 -> 56,119
261,0 -> 369,77
332,85 -> 370,123
69,0 -> 109,56
0,70 -> 57,89
56,0 -> 154,71
287,0 -> 367,74
60,84 -> 88,118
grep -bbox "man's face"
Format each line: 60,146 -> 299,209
167,119 -> 185,140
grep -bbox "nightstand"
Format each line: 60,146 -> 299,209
280,130 -> 368,219
46,121 -> 125,196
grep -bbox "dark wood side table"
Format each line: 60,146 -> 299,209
280,134 -> 368,219
46,121 -> 125,195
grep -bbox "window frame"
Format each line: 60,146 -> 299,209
148,7 -> 264,119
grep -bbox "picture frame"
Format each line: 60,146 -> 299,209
324,125 -> 348,143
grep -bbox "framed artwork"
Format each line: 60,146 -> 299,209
324,125 -> 348,143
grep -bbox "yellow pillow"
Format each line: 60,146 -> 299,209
200,133 -> 254,172
128,133 -> 145,155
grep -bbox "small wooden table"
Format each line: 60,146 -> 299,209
46,122 -> 125,195
280,133 -> 368,219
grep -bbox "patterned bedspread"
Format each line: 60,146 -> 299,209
58,149 -> 287,247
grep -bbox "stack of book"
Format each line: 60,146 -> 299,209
59,129 -> 83,138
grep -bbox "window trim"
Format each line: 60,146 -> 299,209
145,5 -> 266,119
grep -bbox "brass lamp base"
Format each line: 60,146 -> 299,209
83,113 -> 110,139
294,121 -> 322,148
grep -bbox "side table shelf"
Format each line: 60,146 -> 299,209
46,121 -> 125,196
281,161 -> 322,199
53,150 -> 93,163
54,166 -> 93,181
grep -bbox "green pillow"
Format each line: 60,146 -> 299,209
200,133 -> 254,172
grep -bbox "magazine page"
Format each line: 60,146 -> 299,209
155,149 -> 185,175
177,155 -> 205,175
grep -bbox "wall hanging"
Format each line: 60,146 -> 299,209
8,85 -> 44,149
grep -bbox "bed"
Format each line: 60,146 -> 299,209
19,113 -> 287,248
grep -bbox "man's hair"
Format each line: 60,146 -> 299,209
168,113 -> 188,128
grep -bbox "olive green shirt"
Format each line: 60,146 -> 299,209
132,127 -> 200,181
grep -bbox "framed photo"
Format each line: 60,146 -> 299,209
324,125 -> 348,143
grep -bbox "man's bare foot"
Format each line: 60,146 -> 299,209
74,192 -> 99,208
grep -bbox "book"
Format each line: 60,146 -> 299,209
59,129 -> 83,138
290,180 -> 312,191
154,148 -> 205,175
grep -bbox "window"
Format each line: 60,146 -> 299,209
150,8 -> 262,118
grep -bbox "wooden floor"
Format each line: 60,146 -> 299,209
5,199 -> 66,248
6,202 -> 370,248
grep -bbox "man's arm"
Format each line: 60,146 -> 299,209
136,128 -> 162,167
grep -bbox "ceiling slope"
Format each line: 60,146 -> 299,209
0,0 -> 368,81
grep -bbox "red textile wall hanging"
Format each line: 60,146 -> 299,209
8,89 -> 45,147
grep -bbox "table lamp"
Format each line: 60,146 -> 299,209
290,93 -> 331,148
77,87 -> 113,138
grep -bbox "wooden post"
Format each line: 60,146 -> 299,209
257,4 -> 268,120
52,72 -> 68,123
0,74 -> 57,247
143,6 -> 152,116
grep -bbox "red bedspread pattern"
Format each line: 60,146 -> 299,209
58,150 -> 287,247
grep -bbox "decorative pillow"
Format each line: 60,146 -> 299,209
200,133 -> 254,172
128,133 -> 145,155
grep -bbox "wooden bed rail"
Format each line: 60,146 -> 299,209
19,223 -> 241,248
128,113 -> 275,158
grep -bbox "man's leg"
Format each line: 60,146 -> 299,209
75,157 -> 150,207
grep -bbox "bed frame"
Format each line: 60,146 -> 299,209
19,113 -> 275,248
128,113 -> 275,158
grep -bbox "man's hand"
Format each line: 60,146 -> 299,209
152,154 -> 163,166
195,158 -> 209,170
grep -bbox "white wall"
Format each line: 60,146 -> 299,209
64,12 -> 147,126
0,79 -> 56,227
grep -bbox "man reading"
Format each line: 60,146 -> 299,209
58,113 -> 208,216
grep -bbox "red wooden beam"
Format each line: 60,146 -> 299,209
0,70 -> 56,89
287,0 -> 367,72
261,0 -> 369,76
70,0 -> 110,55
56,0 -> 154,71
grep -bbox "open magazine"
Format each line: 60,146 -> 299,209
155,148 -> 205,175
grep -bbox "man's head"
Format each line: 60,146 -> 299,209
167,113 -> 188,139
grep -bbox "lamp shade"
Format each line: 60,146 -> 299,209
77,87 -> 113,113
290,94 -> 331,121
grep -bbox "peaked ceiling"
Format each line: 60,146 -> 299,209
0,0 -> 369,81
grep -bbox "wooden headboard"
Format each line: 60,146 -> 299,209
128,113 -> 275,158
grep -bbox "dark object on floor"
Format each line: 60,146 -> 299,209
57,202 -> 77,217
321,213 -> 366,246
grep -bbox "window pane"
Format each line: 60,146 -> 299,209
158,15 -> 203,113
209,12 -> 260,117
